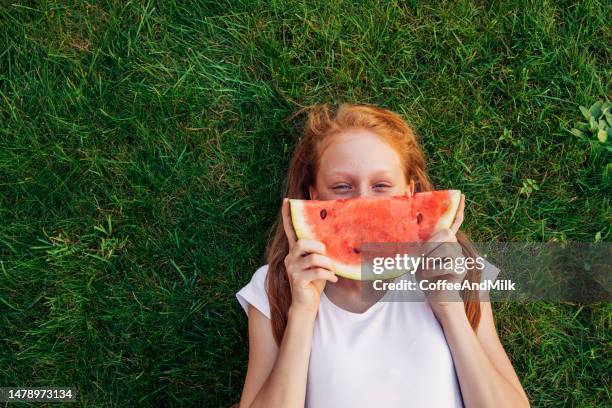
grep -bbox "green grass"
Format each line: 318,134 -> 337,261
0,0 -> 610,406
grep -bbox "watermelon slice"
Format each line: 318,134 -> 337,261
289,190 -> 461,280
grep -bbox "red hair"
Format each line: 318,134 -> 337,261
265,103 -> 482,346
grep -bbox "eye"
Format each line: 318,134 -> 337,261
332,184 -> 352,191
373,183 -> 391,190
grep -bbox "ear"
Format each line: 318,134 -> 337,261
406,179 -> 415,198
308,185 -> 318,200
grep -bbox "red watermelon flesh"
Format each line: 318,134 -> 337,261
289,190 -> 461,280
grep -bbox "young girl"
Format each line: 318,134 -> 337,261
235,103 -> 529,407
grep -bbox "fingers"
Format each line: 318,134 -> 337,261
427,227 -> 458,244
417,240 -> 465,278
285,240 -> 330,271
297,253 -> 335,271
416,256 -> 466,280
419,268 -> 463,280
284,240 -> 337,286
294,268 -> 338,287
421,228 -> 457,256
291,238 -> 326,257
427,241 -> 464,261
450,194 -> 465,234
281,198 -> 298,247
429,239 -> 463,262
284,238 -> 328,269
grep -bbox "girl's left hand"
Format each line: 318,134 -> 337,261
415,194 -> 467,319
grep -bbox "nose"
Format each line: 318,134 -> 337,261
353,183 -> 373,198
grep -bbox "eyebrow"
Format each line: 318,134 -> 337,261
326,169 -> 397,180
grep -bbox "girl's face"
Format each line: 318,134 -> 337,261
310,128 -> 409,200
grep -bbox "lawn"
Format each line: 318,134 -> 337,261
0,0 -> 610,406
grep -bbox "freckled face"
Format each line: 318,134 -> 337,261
310,128 -> 409,200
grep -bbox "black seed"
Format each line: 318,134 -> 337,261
353,247 -> 360,254
416,213 -> 423,224
320,209 -> 327,219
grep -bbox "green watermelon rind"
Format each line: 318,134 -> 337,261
289,191 -> 462,281
432,190 -> 462,236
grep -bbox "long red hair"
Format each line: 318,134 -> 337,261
265,103 -> 482,346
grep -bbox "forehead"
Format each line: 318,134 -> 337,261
317,128 -> 403,173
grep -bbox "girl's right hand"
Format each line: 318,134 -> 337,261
281,198 -> 338,314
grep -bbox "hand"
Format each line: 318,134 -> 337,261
415,194 -> 467,319
282,198 -> 338,315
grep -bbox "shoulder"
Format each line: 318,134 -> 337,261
246,264 -> 270,295
252,264 -> 270,285
481,257 -> 500,278
236,264 -> 271,319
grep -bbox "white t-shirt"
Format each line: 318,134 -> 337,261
236,264 -> 496,407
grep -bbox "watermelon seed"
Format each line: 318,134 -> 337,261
320,209 -> 327,219
352,247 -> 360,254
416,213 -> 423,224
